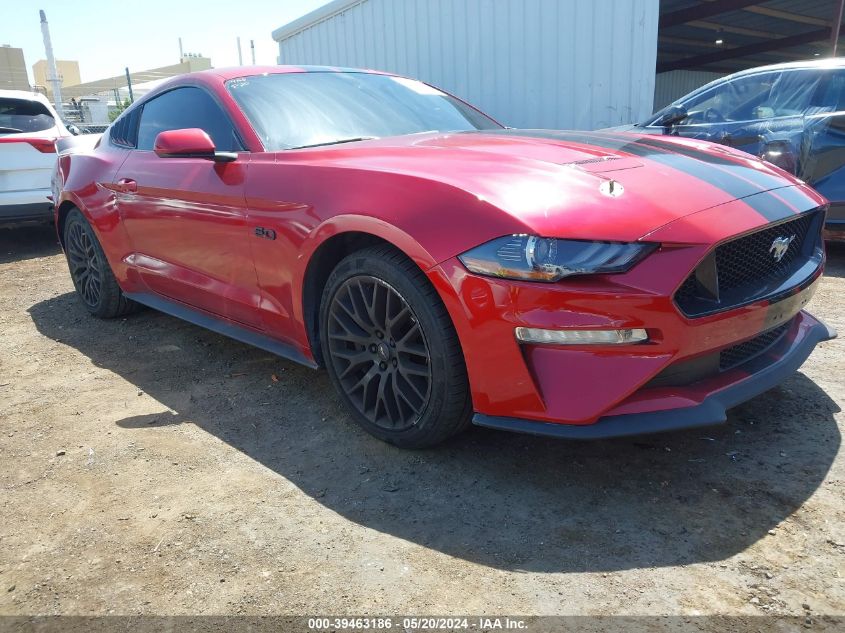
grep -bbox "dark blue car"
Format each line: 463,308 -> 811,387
619,59 -> 845,240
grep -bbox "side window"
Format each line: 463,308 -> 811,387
681,72 -> 780,123
809,70 -> 845,115
136,87 -> 241,151
109,107 -> 140,147
755,70 -> 824,119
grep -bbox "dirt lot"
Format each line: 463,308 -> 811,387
0,223 -> 843,618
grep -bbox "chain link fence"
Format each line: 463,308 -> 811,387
59,82 -> 162,133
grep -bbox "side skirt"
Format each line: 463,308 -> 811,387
125,292 -> 318,369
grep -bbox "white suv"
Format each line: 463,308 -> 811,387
0,89 -> 70,224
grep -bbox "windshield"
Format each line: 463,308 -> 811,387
0,97 -> 54,135
227,72 -> 501,150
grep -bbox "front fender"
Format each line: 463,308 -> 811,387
298,213 -> 441,278
290,214 -> 442,352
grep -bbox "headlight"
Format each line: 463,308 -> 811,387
458,235 -> 657,282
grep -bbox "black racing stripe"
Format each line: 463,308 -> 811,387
570,130 -> 789,194
629,134 -> 790,192
490,129 -> 807,223
571,132 -> 824,221
490,129 -> 658,155
769,185 -> 821,214
491,130 -> 807,218
527,130 -> 766,200
638,146 -> 764,200
738,190 -> 800,223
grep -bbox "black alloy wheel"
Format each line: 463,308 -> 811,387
66,219 -> 103,308
320,246 -> 471,448
326,275 -> 432,430
63,209 -> 137,318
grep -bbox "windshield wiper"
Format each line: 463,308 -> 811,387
0,126 -> 25,133
289,136 -> 378,150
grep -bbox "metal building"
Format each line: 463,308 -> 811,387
273,0 -> 660,130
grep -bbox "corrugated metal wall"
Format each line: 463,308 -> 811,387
653,70 -> 725,111
276,0 -> 659,130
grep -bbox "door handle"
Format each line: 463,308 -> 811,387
115,178 -> 137,193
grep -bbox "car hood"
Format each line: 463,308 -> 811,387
293,129 -> 817,242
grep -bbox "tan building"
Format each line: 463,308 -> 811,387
0,45 -> 29,91
61,56 -> 212,99
32,59 -> 81,97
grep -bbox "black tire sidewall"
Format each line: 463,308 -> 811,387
63,209 -> 129,318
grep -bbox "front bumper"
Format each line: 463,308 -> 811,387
473,311 -> 835,439
430,248 -> 826,426
428,195 -> 831,436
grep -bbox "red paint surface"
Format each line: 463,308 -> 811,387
55,67 -> 829,427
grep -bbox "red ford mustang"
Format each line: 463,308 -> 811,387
54,66 -> 836,448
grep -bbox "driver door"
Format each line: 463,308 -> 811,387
114,86 -> 263,329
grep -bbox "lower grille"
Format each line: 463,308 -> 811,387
646,319 -> 794,388
675,210 -> 822,317
719,322 -> 791,371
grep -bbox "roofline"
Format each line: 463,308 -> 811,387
0,89 -> 52,103
717,57 -> 845,76
272,0 -> 364,42
650,56 -> 845,118
670,57 -> 845,83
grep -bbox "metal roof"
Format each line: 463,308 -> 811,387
658,0 -> 845,73
272,0 -> 362,42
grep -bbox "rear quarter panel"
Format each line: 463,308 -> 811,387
56,139 -> 136,288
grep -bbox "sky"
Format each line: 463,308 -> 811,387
3,0 -> 332,85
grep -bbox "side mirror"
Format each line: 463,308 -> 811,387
760,139 -> 798,175
657,104 -> 688,128
154,128 -> 236,162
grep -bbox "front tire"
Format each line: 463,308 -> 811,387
320,246 -> 471,448
64,209 -> 137,318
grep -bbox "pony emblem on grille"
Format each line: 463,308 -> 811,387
769,235 -> 796,262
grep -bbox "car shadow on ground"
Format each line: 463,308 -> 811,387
29,293 -> 841,574
0,223 -> 61,264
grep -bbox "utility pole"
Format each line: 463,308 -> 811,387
833,0 -> 845,56
237,37 -> 243,65
125,67 -> 134,104
250,39 -> 256,65
179,37 -> 184,62
39,10 -> 63,111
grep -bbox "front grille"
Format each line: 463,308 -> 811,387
675,274 -> 700,306
675,210 -> 822,317
719,322 -> 790,371
716,213 -> 815,292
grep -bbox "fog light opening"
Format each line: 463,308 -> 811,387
514,327 -> 649,345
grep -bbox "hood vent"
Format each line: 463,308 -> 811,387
568,156 -> 621,166
562,154 -> 640,173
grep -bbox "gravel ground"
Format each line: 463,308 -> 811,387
0,223 -> 843,618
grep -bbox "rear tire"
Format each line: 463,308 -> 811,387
320,245 -> 472,448
63,208 -> 137,318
